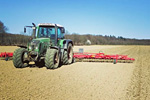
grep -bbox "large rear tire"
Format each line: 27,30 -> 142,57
45,49 -> 60,69
62,43 -> 73,64
62,51 -> 69,65
13,48 -> 29,68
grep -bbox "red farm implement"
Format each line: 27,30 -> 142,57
0,50 -> 135,64
73,51 -> 135,64
0,52 -> 13,61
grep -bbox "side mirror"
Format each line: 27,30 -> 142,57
24,27 -> 26,33
61,27 -> 65,33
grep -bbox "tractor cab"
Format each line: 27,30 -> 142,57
24,23 -> 66,53
37,23 -> 65,39
24,23 -> 65,45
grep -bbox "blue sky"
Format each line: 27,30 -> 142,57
0,0 -> 150,39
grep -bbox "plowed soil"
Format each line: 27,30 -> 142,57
0,45 -> 150,100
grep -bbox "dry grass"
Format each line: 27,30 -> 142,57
0,45 -> 150,100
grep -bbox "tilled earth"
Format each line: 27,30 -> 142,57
0,45 -> 150,100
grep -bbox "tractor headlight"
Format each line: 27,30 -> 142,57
35,46 -> 38,50
29,46 -> 32,50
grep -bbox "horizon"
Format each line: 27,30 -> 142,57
0,0 -> 150,39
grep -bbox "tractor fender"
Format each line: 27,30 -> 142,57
63,39 -> 73,50
50,46 -> 59,50
17,45 -> 27,49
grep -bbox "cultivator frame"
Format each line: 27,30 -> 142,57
73,52 -> 135,64
0,51 -> 135,64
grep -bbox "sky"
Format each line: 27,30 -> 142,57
0,0 -> 150,39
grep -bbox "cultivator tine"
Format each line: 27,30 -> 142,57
124,60 -> 129,63
119,60 -> 121,63
109,59 -> 113,62
127,60 -> 130,63
75,58 -> 133,63
129,60 -> 134,63
83,59 -> 88,62
75,58 -> 81,62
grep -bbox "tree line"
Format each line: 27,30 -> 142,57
65,33 -> 150,45
0,21 -> 150,46
0,32 -> 150,46
0,33 -> 30,46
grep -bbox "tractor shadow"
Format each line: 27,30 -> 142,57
28,64 -> 45,68
27,63 -> 64,70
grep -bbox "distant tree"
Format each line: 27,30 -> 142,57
0,21 -> 8,33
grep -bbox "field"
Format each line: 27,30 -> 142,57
0,45 -> 150,100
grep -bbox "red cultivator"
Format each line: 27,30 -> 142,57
0,52 -> 13,61
0,51 -> 135,64
73,52 -> 135,64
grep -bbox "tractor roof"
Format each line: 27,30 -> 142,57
38,23 -> 63,27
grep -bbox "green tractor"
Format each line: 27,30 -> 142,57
13,23 -> 73,69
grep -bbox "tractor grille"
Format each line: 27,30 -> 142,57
31,40 -> 40,51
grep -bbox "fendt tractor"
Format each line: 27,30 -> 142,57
13,23 -> 73,69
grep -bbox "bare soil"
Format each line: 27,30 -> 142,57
0,45 -> 150,100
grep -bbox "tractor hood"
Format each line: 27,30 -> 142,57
29,38 -> 50,53
33,38 -> 50,43
30,38 -> 50,46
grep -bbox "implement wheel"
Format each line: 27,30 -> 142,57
45,49 -> 60,69
113,59 -> 116,64
13,48 -> 29,68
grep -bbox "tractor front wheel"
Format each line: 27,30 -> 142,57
13,48 -> 29,68
45,49 -> 60,69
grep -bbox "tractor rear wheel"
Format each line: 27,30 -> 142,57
62,43 -> 73,64
45,49 -> 60,69
67,43 -> 73,64
13,48 -> 29,68
62,51 -> 69,65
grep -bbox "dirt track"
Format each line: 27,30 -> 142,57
0,45 -> 150,100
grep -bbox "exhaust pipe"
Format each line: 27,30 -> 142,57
55,24 -> 58,46
32,23 -> 36,39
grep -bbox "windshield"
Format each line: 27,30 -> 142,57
37,26 -> 64,39
38,27 -> 55,38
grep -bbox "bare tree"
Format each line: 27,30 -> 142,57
0,21 -> 8,33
